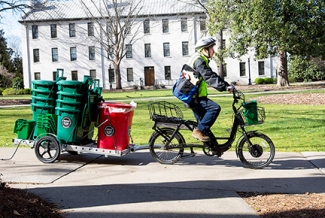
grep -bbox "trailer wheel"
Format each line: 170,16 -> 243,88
34,136 -> 61,163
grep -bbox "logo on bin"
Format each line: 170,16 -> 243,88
61,117 -> 72,128
104,125 -> 115,137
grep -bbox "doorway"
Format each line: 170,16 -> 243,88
144,66 -> 155,86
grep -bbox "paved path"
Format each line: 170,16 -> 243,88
1,148 -> 325,217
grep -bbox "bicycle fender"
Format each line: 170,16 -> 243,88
235,130 -> 258,157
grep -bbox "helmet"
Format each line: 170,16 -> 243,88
195,37 -> 216,51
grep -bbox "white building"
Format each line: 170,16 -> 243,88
19,0 -> 276,89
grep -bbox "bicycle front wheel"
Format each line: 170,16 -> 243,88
237,132 -> 275,169
149,128 -> 185,164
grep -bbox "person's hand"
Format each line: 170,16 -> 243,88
227,86 -> 235,93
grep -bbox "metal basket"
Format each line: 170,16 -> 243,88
239,106 -> 265,125
148,101 -> 183,123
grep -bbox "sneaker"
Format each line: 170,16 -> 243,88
192,128 -> 210,142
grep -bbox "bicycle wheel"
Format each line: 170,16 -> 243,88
237,132 -> 275,169
149,128 -> 185,164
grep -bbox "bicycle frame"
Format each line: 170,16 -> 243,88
149,89 -> 255,154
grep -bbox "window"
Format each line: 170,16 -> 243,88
126,44 -> 132,58
69,23 -> 76,37
33,49 -> 40,62
239,62 -> 246,76
52,48 -> 58,62
199,16 -> 206,31
70,47 -> 77,61
162,19 -> 169,33
88,22 -> 94,36
182,41 -> 189,56
32,25 -> 38,39
145,43 -> 151,57
258,61 -> 265,75
127,68 -> 133,82
163,42 -> 170,57
50,24 -> 57,38
90,70 -> 96,79
108,45 -> 114,59
181,18 -> 187,32
34,72 -> 40,80
143,19 -> 150,34
71,71 -> 78,80
164,66 -> 171,80
89,46 -> 95,60
108,68 -> 115,83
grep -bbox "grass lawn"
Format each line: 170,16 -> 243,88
1,88 -> 324,152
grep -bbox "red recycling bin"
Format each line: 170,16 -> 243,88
97,102 -> 135,150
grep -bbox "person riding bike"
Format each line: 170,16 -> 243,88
188,37 -> 234,143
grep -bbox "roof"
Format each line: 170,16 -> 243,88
20,0 -> 206,22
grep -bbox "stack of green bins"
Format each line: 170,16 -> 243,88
31,80 -> 57,120
33,114 -> 57,139
56,80 -> 82,143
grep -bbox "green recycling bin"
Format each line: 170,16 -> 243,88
242,100 -> 258,125
31,103 -> 55,121
32,80 -> 56,92
13,119 -> 36,139
57,80 -> 82,93
56,107 -> 80,143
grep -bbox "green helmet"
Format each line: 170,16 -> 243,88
195,37 -> 216,51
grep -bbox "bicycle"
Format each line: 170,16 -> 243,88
147,88 -> 275,169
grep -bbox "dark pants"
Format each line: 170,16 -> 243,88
189,97 -> 221,139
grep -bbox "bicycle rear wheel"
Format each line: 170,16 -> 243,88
237,132 -> 275,169
149,128 -> 185,164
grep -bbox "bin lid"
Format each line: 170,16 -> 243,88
32,80 -> 56,85
55,107 -> 80,113
32,96 -> 54,101
57,91 -> 82,97
57,80 -> 82,86
31,103 -> 55,108
32,89 -> 53,93
98,102 -> 133,108
56,99 -> 80,105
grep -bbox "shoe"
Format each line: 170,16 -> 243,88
192,128 -> 210,142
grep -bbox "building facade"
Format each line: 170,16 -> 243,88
20,0 -> 276,89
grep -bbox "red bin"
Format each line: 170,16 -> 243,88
97,102 -> 135,150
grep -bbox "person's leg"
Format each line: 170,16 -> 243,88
196,98 -> 221,139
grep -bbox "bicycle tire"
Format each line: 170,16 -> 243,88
237,132 -> 275,169
149,128 -> 185,164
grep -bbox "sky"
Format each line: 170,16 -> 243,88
0,10 -> 22,51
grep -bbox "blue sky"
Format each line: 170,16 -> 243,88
0,10 -> 22,43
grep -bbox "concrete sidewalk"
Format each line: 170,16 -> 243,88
1,147 -> 325,217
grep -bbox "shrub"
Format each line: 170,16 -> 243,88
2,88 -> 17,96
133,84 -> 139,90
0,87 -> 3,95
160,84 -> 166,89
264,78 -> 274,84
23,88 -> 32,94
255,78 -> 264,84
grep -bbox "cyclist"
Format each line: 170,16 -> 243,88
188,37 -> 234,143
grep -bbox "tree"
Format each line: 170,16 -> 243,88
207,0 -> 325,86
0,0 -> 30,13
80,0 -> 144,89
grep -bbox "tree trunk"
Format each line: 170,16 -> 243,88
216,30 -> 224,79
277,50 -> 289,86
115,63 -> 122,89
